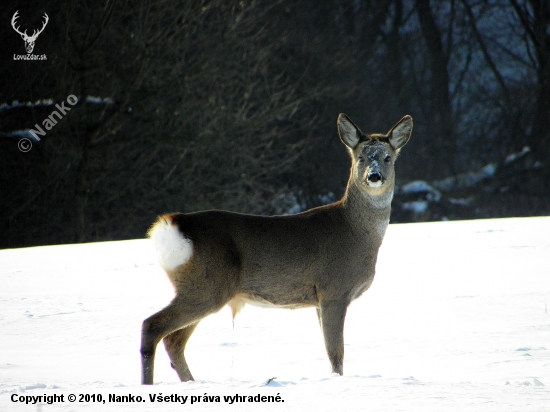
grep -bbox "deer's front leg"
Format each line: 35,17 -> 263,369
319,300 -> 348,375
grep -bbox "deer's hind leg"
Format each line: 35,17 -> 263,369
142,231 -> 242,384
141,294 -> 223,384
163,322 -> 200,382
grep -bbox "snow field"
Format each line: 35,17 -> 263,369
1,217 -> 549,411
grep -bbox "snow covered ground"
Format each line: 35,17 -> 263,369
1,217 -> 549,411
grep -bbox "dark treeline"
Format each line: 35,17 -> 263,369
1,0 -> 549,248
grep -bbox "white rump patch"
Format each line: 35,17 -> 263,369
148,218 -> 193,271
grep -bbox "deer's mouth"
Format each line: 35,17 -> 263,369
366,180 -> 383,188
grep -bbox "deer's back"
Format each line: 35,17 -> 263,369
168,205 -> 382,306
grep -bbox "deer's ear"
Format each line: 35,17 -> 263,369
337,114 -> 362,149
388,115 -> 413,151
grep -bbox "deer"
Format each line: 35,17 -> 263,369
11,11 -> 49,54
141,113 -> 413,384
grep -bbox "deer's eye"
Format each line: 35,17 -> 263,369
384,155 -> 391,163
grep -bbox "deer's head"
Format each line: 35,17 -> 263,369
338,114 -> 413,196
12,11 -> 49,54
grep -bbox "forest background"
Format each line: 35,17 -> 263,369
1,0 -> 548,248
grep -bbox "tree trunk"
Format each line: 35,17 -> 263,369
415,0 -> 455,177
510,0 -> 550,190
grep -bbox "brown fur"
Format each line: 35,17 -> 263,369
141,114 -> 412,384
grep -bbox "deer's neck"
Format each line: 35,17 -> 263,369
340,178 -> 394,240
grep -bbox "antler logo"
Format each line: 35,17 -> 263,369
11,10 -> 49,54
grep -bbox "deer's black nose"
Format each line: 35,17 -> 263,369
368,172 -> 382,183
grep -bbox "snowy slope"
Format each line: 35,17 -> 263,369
1,218 -> 549,411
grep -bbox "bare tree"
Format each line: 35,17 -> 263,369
509,0 -> 550,172
0,0 -> 369,247
415,0 -> 456,177
2,0 -> 549,247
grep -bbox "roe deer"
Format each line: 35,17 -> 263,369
141,114 -> 413,384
